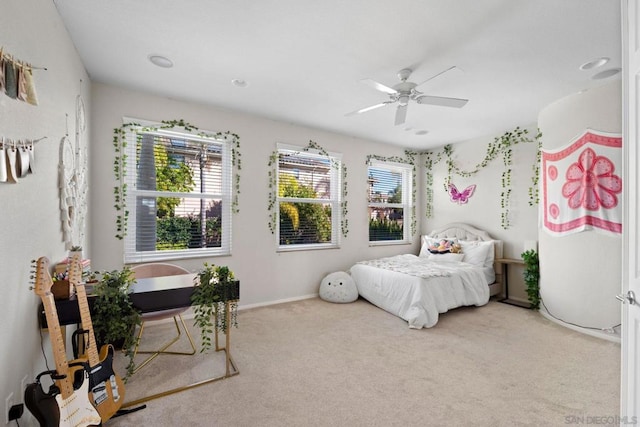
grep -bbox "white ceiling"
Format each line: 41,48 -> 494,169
53,0 -> 621,150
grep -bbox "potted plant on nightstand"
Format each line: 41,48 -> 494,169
91,267 -> 142,378
521,249 -> 540,310
191,263 -> 239,352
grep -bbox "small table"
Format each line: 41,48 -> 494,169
495,258 -> 530,308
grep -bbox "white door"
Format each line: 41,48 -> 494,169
622,0 -> 640,417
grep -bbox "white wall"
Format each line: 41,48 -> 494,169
89,83 -> 421,308
537,81 -> 621,338
0,0 -> 91,417
423,127 -> 540,301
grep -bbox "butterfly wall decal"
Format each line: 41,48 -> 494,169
448,183 -> 476,204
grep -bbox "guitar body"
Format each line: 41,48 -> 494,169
55,368 -> 102,427
30,257 -> 102,427
24,382 -> 59,427
67,254 -> 125,422
74,344 -> 125,420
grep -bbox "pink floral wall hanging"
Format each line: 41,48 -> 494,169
541,129 -> 622,236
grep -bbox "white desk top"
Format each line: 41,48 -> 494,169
132,273 -> 196,294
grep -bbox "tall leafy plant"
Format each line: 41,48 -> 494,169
521,249 -> 540,310
91,267 -> 142,378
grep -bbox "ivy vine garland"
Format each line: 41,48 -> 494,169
365,150 -> 418,236
112,119 -> 242,239
268,140 -> 349,237
423,127 -> 541,229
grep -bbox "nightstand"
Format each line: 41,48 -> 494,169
495,257 -> 530,308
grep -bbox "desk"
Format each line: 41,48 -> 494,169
40,275 -> 240,325
38,275 -> 240,407
495,258 -> 530,308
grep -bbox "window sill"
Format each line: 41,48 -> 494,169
368,240 -> 412,247
277,243 -> 340,253
125,248 -> 231,264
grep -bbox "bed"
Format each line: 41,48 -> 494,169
349,223 -> 503,329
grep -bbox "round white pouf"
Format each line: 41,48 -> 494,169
319,271 -> 358,303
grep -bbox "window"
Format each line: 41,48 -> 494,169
276,144 -> 342,250
123,121 -> 233,262
368,160 -> 412,243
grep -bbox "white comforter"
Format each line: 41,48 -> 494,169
350,254 -> 490,329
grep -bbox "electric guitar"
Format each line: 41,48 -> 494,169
27,256 -> 102,427
68,254 -> 125,421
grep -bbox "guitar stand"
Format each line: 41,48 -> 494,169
112,404 -> 147,418
120,300 -> 240,408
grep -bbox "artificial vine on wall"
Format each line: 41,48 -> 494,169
268,140 -> 349,237
365,150 -> 418,236
423,127 -> 541,229
112,119 -> 242,240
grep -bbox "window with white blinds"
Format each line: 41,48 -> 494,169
367,160 -> 412,243
123,122 -> 232,262
277,144 -> 342,250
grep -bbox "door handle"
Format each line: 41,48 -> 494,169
616,290 -> 636,305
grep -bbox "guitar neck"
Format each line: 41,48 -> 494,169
69,255 -> 100,367
40,292 -> 75,400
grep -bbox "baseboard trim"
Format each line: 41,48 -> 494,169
539,310 -> 621,344
174,293 -> 319,322
237,293 -> 318,311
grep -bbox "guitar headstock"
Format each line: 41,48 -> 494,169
32,256 -> 53,298
68,253 -> 82,289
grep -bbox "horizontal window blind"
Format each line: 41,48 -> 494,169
277,146 -> 341,249
124,123 -> 232,262
368,161 -> 412,243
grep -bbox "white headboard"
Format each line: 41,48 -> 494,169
426,222 -> 503,259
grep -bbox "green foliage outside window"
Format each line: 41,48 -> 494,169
153,143 -> 194,218
278,174 -> 332,245
369,218 -> 403,241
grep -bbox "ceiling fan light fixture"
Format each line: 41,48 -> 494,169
579,57 -> 609,71
398,95 -> 409,106
148,54 -> 173,68
591,68 -> 621,80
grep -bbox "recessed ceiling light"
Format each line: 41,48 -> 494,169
591,68 -> 621,80
415,130 -> 429,136
148,55 -> 173,68
231,79 -> 248,88
579,57 -> 609,71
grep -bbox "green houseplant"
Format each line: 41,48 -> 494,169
521,249 -> 540,310
91,267 -> 142,378
191,263 -> 239,352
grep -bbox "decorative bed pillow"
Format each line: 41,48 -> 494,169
427,253 -> 465,262
459,240 -> 494,268
428,239 -> 460,254
420,236 -> 463,257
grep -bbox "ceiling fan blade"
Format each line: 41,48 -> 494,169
361,78 -> 398,95
416,95 -> 468,108
394,104 -> 408,126
416,66 -> 461,87
345,101 -> 391,116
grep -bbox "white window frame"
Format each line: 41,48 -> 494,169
276,143 -> 342,251
123,118 -> 233,263
367,159 -> 413,245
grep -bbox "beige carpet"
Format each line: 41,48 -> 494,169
107,297 -> 620,427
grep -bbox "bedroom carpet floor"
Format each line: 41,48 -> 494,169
106,297 -> 620,427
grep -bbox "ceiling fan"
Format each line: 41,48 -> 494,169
346,66 -> 469,126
